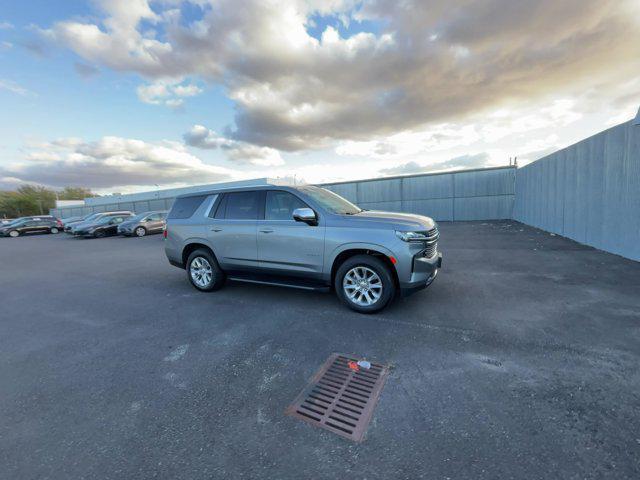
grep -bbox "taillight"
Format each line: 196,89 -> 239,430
57,219 -> 63,227
163,228 -> 168,239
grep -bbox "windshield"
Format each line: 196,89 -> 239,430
95,216 -> 117,225
298,186 -> 362,215
82,213 -> 100,223
129,213 -> 146,222
3,217 -> 27,226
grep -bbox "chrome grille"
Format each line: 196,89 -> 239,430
422,227 -> 439,259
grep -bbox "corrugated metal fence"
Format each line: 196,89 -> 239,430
51,166 -> 517,222
323,166 -> 515,221
514,119 -> 640,261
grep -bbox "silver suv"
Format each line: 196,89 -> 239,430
164,185 -> 441,313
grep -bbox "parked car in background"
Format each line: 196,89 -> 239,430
72,213 -> 133,238
64,213 -> 97,232
0,217 -> 63,237
60,215 -> 84,226
117,211 -> 167,237
68,211 -> 133,235
164,185 -> 442,313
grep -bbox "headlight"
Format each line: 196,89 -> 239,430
395,230 -> 430,242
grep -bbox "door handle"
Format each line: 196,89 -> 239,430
259,228 -> 274,233
210,227 -> 223,232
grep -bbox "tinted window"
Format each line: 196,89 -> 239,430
168,195 -> 206,219
212,195 -> 227,219
265,191 -> 308,220
225,191 -> 260,220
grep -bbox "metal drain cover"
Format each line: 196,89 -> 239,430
285,353 -> 389,442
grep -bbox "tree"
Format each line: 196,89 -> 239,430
0,185 -> 98,218
58,187 -> 97,200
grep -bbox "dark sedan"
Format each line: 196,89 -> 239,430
72,213 -> 132,238
117,211 -> 167,237
0,217 -> 63,237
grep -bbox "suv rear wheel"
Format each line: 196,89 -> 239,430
187,248 -> 225,292
335,255 -> 395,313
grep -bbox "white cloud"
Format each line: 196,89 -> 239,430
41,0 -> 640,151
184,125 -> 284,166
0,136 -> 238,190
379,153 -> 493,176
0,79 -> 34,97
0,21 -> 14,30
136,79 -> 203,108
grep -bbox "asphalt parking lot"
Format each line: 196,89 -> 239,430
1,221 -> 639,479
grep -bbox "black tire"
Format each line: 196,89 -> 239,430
94,230 -> 105,238
334,254 -> 396,313
186,248 -> 225,292
50,227 -> 59,234
8,230 -> 19,238
134,226 -> 147,237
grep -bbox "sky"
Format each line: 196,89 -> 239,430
0,0 -> 639,195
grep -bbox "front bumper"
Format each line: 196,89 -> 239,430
118,227 -> 133,236
399,252 -> 442,297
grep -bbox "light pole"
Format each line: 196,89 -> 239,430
154,184 -> 159,198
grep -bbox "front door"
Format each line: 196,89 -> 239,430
206,191 -> 260,271
144,213 -> 165,233
106,216 -> 126,235
257,190 -> 325,278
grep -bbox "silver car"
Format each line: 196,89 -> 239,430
164,185 -> 441,313
118,211 -> 167,237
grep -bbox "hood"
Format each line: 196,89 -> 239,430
339,210 -> 435,230
73,221 -> 101,230
118,219 -> 137,228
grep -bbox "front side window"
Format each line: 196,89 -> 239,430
224,191 -> 260,220
265,191 -> 308,220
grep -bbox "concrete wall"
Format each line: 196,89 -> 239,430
514,120 -> 640,261
323,166 -> 516,221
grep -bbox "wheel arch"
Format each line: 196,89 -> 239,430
181,241 -> 219,268
329,244 -> 399,289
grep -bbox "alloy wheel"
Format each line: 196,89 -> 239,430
190,256 -> 213,288
135,227 -> 146,237
342,266 -> 383,306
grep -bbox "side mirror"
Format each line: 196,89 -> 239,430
292,207 -> 317,225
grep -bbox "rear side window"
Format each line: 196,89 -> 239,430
168,195 -> 207,219
224,191 -> 260,220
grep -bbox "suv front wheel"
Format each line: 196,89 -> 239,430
187,248 -> 225,292
335,255 -> 395,313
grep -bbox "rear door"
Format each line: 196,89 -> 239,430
206,191 -> 260,271
22,219 -> 48,234
257,190 -> 325,278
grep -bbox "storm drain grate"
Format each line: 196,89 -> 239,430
285,353 -> 389,442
